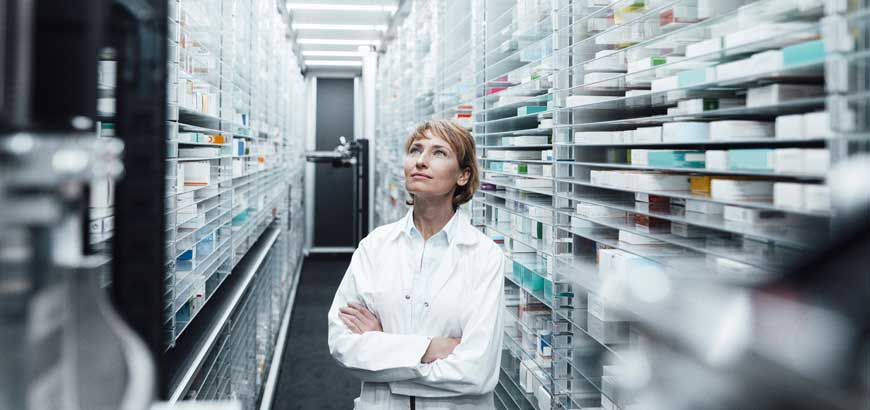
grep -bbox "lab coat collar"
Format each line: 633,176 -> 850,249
390,208 -> 479,246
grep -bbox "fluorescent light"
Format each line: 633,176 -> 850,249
302,51 -> 365,57
297,38 -> 380,46
285,3 -> 397,13
305,60 -> 363,67
293,23 -> 387,31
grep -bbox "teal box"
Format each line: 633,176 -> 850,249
727,149 -> 774,171
783,40 -> 826,67
677,68 -> 710,87
647,150 -> 706,168
525,270 -> 545,293
543,278 -> 553,304
489,161 -> 504,171
512,261 -> 524,282
518,106 -> 546,116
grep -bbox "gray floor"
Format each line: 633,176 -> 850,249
272,254 -> 360,410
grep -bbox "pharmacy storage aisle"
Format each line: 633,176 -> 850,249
1,0 -> 307,408
373,1 -> 870,410
271,254 -> 361,410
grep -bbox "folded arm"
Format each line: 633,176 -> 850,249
390,247 -> 506,397
327,242 -> 432,383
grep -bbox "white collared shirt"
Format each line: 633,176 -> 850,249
405,210 -> 458,329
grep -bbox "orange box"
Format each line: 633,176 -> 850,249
690,176 -> 713,194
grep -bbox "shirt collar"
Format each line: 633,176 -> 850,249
403,208 -> 459,244
387,208 -> 479,246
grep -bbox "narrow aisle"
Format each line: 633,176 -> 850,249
272,254 -> 359,410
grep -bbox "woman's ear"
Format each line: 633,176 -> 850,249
457,167 -> 471,186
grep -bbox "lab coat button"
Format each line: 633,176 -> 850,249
405,295 -> 411,300
424,302 -> 429,308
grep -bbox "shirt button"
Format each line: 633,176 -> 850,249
424,302 -> 429,308
405,295 -> 411,300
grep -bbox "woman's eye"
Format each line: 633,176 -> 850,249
409,148 -> 420,154
435,151 -> 446,157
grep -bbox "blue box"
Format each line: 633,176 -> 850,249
783,40 -> 826,67
677,68 -> 712,87
647,150 -> 706,168
727,149 -> 775,171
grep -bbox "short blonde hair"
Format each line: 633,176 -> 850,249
404,120 -> 480,210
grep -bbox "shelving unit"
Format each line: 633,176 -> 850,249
162,0 -> 305,348
375,1 -> 869,410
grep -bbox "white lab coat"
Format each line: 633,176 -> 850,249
328,211 -> 505,410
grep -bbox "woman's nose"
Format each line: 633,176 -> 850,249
415,152 -> 429,167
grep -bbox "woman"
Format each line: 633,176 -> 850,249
328,120 -> 505,410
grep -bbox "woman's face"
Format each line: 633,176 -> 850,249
404,133 -> 470,202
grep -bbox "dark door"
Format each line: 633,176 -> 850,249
314,78 -> 355,248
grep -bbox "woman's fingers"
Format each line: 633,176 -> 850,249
340,313 -> 364,334
346,302 -> 377,320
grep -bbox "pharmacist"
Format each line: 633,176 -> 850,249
328,120 -> 505,410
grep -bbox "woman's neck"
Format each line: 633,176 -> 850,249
412,196 -> 455,240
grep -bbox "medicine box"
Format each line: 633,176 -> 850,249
727,149 -> 775,171
635,214 -> 670,234
632,173 -> 690,191
576,203 -> 627,218
509,135 -> 550,145
782,39 -> 826,67
805,184 -> 830,212
775,114 -> 804,139
662,122 -> 710,142
706,150 -> 728,170
518,106 -> 547,116
587,313 -> 629,345
575,131 -> 616,144
647,150 -> 706,168
774,148 -> 830,175
723,205 -> 789,224
671,222 -> 711,238
633,126 -> 663,143
746,83 -> 824,108
584,72 -> 623,87
690,176 -> 713,194
182,161 -> 211,186
774,182 -> 806,209
709,120 -> 774,140
677,67 -> 716,87
686,199 -> 724,214
651,75 -> 679,93
686,37 -> 723,58
585,49 -> 626,72
711,179 -> 774,200
803,111 -> 834,138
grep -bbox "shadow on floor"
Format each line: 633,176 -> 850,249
272,253 -> 360,410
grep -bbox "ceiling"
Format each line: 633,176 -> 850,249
286,0 -> 402,72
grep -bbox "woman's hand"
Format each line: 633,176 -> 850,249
421,337 -> 462,363
339,302 -> 383,334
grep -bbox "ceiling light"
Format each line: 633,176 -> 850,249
297,38 -> 381,46
302,51 -> 365,57
285,3 -> 398,13
305,60 -> 363,67
293,23 -> 387,31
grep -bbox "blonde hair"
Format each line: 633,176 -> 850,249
404,120 -> 480,210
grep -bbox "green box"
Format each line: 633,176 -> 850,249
517,106 -> 546,116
